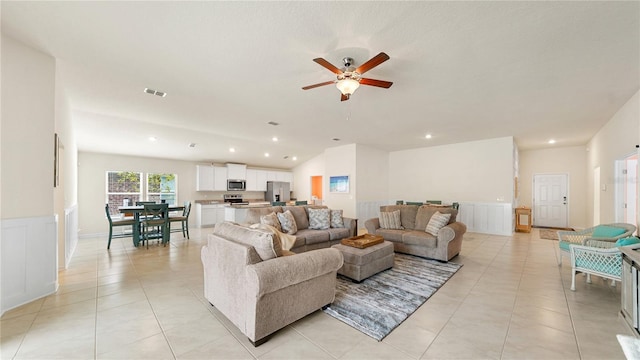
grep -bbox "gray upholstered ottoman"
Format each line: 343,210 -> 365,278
331,241 -> 394,282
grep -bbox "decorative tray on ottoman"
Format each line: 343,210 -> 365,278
341,234 -> 384,249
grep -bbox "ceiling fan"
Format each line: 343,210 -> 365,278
302,52 -> 393,101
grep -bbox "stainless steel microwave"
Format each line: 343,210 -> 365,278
227,179 -> 246,191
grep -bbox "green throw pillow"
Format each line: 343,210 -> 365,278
592,225 -> 626,238
615,237 -> 640,247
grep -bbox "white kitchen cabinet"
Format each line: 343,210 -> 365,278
214,166 -> 228,191
196,165 -> 215,191
255,170 -> 268,191
195,203 -> 227,227
226,163 -> 247,180
245,169 -> 258,191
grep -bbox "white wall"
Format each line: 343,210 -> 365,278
292,152 -> 325,202
519,146 -> 588,229
324,144 -> 357,218
388,137 -> 515,204
587,90 -> 640,226
1,35 -> 55,219
355,144 -> 389,201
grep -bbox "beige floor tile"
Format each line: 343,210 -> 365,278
382,320 -> 438,359
164,315 -> 232,356
96,312 -> 162,355
259,334 -> 334,360
289,311 -> 368,358
1,334 -> 24,359
502,322 -> 580,360
97,333 -> 174,359
177,334 -> 255,359
421,321 -> 507,360
1,299 -> 44,320
339,336 -> 413,360
40,287 -> 97,310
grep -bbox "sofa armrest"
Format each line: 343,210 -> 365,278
246,248 -> 344,297
364,218 -> 380,234
437,221 -> 467,243
343,217 -> 357,237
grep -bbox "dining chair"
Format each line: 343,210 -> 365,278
406,201 -> 424,206
295,200 -> 308,205
396,200 -> 404,205
136,201 -> 156,206
452,202 -> 460,210
426,200 -> 442,205
141,203 -> 169,248
105,204 -> 136,249
272,201 -> 286,206
169,201 -> 191,239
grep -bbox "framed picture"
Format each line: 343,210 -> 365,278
54,133 -> 59,187
329,175 -> 349,193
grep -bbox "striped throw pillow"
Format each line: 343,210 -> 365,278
425,211 -> 451,236
380,210 -> 403,229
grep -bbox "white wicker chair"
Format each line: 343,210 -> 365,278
569,242 -> 640,291
557,223 -> 636,266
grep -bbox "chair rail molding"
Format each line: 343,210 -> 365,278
1,215 -> 58,315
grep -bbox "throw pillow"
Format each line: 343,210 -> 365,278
330,209 -> 344,228
308,208 -> 330,230
260,212 -> 282,232
616,237 -> 640,247
592,225 -> 626,238
425,211 -> 451,236
277,210 -> 298,235
380,210 -> 403,229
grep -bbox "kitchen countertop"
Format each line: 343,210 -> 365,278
621,246 -> 640,263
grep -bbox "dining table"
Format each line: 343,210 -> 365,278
119,204 -> 185,247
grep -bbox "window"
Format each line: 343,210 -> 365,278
147,173 -> 177,205
106,171 -> 142,215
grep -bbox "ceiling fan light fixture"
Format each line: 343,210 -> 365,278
336,78 -> 360,96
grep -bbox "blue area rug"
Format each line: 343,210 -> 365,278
323,253 -> 462,341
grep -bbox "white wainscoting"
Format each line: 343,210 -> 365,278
356,201 -> 392,229
64,205 -> 78,269
1,215 -> 58,315
458,202 -> 513,236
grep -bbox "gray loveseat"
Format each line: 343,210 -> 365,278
202,222 -> 343,346
244,205 -> 357,253
365,205 -> 466,262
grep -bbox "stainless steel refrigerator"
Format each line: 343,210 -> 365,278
266,181 -> 290,202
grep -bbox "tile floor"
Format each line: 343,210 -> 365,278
1,228 -> 634,359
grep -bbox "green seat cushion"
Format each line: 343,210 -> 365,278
615,237 -> 640,247
592,225 -> 626,238
559,241 -> 572,251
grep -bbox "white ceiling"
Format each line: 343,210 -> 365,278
2,1 -> 638,169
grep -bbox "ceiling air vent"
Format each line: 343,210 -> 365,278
143,88 -> 167,97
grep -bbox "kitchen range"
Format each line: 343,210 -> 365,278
223,194 -> 249,205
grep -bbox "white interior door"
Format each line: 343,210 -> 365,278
615,155 -> 638,225
533,174 -> 568,228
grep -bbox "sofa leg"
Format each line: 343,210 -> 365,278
250,335 -> 271,347
322,304 -> 331,310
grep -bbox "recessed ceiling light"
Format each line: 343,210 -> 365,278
272,137 -> 278,142
188,143 -> 196,148
264,152 -> 270,157
267,121 -> 280,126
143,88 -> 167,97
148,136 -> 157,142
425,134 -> 432,139
332,138 -> 340,141
229,147 -> 236,153
548,139 -> 556,144
292,156 -> 297,161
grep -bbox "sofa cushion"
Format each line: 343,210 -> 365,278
415,206 -> 458,231
309,208 -> 330,230
283,206 -> 310,230
402,230 -> 437,247
297,228 -> 330,245
425,211 -> 451,236
380,210 -> 403,229
330,209 -> 344,228
277,210 -> 297,235
380,205 -> 418,230
245,206 -> 283,225
213,222 -> 282,261
260,212 -> 282,232
616,237 -> 640,246
375,228 -> 405,242
326,227 -> 350,240
593,225 -> 627,238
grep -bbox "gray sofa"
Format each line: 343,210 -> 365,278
244,205 -> 357,253
201,222 -> 343,346
365,205 -> 466,262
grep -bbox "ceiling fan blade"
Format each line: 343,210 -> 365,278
302,80 -> 335,90
341,94 -> 350,101
360,78 -> 393,88
313,58 -> 343,74
356,52 -> 390,74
